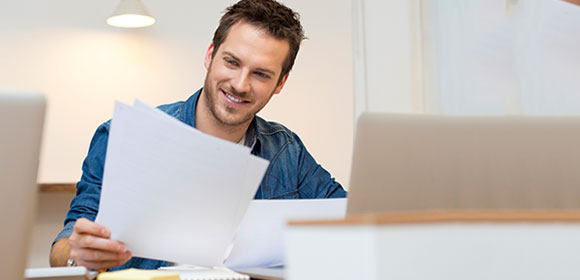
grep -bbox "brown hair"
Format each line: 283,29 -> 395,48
212,0 -> 306,83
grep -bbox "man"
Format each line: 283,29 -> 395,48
50,0 -> 346,271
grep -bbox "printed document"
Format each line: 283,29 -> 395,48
224,198 -> 347,268
95,100 -> 268,267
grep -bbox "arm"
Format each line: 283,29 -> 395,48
49,237 -> 70,267
293,134 -> 347,198
50,123 -> 131,270
50,218 -> 131,270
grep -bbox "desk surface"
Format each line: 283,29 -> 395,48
289,210 -> 580,226
38,183 -> 75,192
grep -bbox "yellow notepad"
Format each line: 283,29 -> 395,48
159,266 -> 250,280
97,268 -> 180,280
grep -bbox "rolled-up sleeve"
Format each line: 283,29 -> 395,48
52,121 -> 110,245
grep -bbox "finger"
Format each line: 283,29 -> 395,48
71,234 -> 127,253
75,252 -> 132,271
73,218 -> 111,238
71,248 -> 131,263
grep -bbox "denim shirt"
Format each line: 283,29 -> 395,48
54,88 -> 346,270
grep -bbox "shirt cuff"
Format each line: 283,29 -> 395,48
52,220 -> 75,246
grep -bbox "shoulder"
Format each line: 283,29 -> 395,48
156,101 -> 185,119
254,116 -> 300,142
253,116 -> 307,162
91,100 -> 186,140
91,120 -> 112,143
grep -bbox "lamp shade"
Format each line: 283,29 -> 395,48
107,0 -> 155,28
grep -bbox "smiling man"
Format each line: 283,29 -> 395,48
50,0 -> 346,271
197,20 -> 290,143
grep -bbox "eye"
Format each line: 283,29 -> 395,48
254,71 -> 271,79
224,58 -> 238,67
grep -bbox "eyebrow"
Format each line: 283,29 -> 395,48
223,51 -> 277,76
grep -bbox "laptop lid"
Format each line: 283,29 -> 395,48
0,92 -> 46,279
347,113 -> 580,215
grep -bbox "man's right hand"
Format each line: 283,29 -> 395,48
53,218 -> 132,271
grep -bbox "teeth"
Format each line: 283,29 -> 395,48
226,92 -> 244,103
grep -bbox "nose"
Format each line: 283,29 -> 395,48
231,70 -> 251,95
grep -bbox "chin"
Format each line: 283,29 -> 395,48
214,109 -> 252,127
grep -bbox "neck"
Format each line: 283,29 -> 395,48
195,90 -> 251,143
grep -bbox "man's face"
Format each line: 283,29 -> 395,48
201,21 -> 290,128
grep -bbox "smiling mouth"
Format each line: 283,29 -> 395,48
222,89 -> 249,104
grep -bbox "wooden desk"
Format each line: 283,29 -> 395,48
39,183 -> 75,193
290,210 -> 580,226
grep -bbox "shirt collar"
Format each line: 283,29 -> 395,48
180,88 -> 259,149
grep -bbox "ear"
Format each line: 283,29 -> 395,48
273,73 -> 289,94
204,43 -> 215,69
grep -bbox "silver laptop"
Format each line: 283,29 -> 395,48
347,113 -> 580,214
0,92 -> 46,280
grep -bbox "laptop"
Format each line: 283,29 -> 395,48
347,113 -> 580,214
0,92 -> 46,280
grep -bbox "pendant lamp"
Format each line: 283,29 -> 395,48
107,0 -> 155,28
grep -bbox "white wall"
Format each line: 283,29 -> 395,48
353,0 -> 424,119
420,0 -> 580,115
0,0 -> 354,187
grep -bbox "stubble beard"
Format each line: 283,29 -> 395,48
203,76 -> 255,128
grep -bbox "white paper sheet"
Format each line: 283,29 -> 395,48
95,101 -> 268,267
224,198 -> 347,268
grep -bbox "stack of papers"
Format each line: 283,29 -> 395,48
95,99 -> 347,268
95,100 -> 269,267
224,198 -> 347,268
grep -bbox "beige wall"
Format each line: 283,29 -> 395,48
28,193 -> 75,268
0,0 -> 354,187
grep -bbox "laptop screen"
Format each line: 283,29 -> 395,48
347,113 -> 580,215
0,92 -> 45,279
